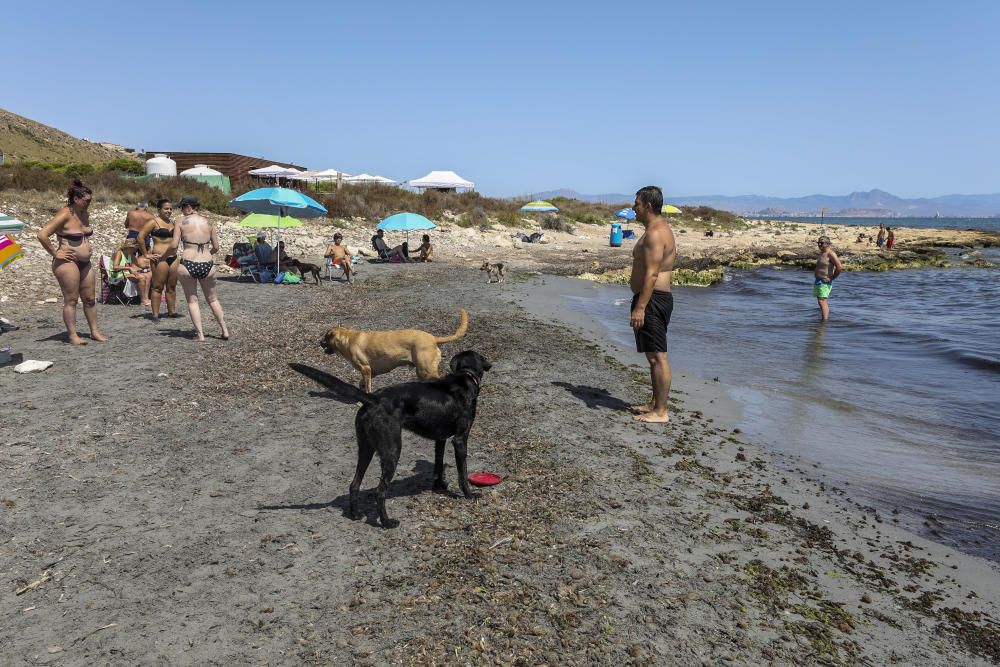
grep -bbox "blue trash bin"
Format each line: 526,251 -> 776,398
610,223 -> 623,247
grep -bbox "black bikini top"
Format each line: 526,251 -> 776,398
182,235 -> 211,252
58,229 -> 94,241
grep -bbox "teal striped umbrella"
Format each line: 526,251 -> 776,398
0,212 -> 27,235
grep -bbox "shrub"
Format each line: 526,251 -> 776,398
542,215 -> 574,233
0,163 -> 239,214
103,159 -> 145,175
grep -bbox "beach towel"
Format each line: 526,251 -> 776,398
0,235 -> 24,270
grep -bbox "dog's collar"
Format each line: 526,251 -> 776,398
460,369 -> 481,389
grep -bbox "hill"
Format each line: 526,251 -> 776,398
534,187 -> 1000,217
0,107 -> 132,165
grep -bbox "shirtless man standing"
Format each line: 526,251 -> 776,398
629,185 -> 676,424
324,233 -> 354,284
125,202 -> 154,245
813,235 -> 843,321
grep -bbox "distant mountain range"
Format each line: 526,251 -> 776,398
532,188 -> 1000,218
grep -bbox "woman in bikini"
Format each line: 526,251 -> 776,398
168,197 -> 229,342
415,234 -> 434,262
36,179 -> 107,345
138,198 -> 180,321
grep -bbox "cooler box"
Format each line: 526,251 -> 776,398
610,223 -> 623,247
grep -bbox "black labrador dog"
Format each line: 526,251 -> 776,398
289,350 -> 491,528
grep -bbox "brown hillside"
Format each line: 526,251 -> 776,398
0,107 -> 132,165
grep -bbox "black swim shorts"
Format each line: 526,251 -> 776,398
632,290 -> 673,353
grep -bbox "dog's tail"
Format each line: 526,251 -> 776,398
289,363 -> 378,406
435,308 -> 468,344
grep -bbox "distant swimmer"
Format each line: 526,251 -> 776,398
813,235 -> 843,321
628,185 -> 676,424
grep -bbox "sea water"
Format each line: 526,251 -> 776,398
766,216 -> 1000,234
562,248 -> 1000,561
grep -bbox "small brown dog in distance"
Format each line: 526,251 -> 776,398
321,309 -> 468,392
283,258 -> 323,285
480,261 -> 506,284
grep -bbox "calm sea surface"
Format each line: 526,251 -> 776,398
766,216 -> 1000,233
562,247 -> 1000,561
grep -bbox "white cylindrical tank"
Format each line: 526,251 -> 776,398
180,164 -> 222,176
145,153 -> 177,177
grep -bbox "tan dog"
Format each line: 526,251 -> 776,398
321,309 -> 469,392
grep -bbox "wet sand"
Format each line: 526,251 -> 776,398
1,263 -> 999,665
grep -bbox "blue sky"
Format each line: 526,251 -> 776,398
3,1 -> 998,198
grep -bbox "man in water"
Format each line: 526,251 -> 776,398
124,201 -> 154,246
814,235 -> 843,321
629,185 -> 676,424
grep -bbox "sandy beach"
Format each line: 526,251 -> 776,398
1,256 -> 999,665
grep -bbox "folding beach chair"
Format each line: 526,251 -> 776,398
99,255 -> 133,305
325,257 -> 348,283
231,242 -> 263,282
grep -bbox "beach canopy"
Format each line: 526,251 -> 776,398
343,173 -> 398,185
377,212 -> 436,232
663,204 -> 682,214
238,213 -> 303,229
520,200 -> 558,212
290,168 -> 350,182
229,187 -> 327,273
0,212 -> 27,235
615,208 -> 636,220
249,164 -> 300,178
378,212 -> 436,243
408,170 -> 474,190
229,187 -> 327,219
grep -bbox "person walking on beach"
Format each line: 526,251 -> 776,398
124,201 -> 154,244
168,197 -> 229,342
813,235 -> 843,321
886,227 -> 895,250
628,185 -> 676,424
35,179 -> 107,345
876,223 -> 886,248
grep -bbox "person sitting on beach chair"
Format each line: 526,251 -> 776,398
371,229 -> 410,262
253,232 -> 273,266
324,233 -> 355,283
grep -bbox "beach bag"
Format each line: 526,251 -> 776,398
259,269 -> 275,283
281,272 -> 301,284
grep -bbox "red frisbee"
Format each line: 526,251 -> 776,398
468,472 -> 502,487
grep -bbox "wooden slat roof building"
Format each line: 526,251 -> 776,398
143,152 -> 307,191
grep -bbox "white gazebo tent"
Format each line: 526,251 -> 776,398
290,168 -> 350,183
408,170 -> 474,192
342,173 -> 398,185
249,164 -> 300,178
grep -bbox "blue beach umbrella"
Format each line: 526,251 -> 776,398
229,187 -> 327,273
614,208 -> 636,220
377,212 -> 437,244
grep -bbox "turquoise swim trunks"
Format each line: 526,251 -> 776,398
813,279 -> 833,299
